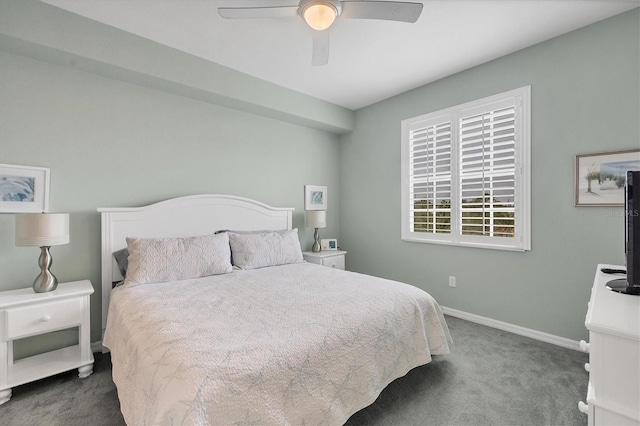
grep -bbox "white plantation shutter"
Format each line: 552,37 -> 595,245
401,86 -> 530,251
408,121 -> 452,234
459,104 -> 516,238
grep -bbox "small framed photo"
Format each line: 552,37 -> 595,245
304,185 -> 327,210
575,149 -> 640,206
0,164 -> 50,213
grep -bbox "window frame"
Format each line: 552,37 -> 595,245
401,86 -> 531,251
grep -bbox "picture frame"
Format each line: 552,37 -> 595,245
575,149 -> 640,206
304,185 -> 327,210
321,238 -> 338,251
0,164 -> 50,213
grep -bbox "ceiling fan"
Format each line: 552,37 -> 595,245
218,0 -> 423,66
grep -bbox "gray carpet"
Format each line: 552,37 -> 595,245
0,316 -> 588,425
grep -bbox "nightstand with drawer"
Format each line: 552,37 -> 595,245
0,280 -> 94,405
303,250 -> 347,270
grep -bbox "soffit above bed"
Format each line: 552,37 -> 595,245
0,0 -> 355,135
40,0 -> 640,110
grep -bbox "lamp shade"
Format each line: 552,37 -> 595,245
16,213 -> 69,247
306,210 -> 327,229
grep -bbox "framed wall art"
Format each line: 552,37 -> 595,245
0,164 -> 50,213
575,149 -> 640,206
304,185 -> 327,210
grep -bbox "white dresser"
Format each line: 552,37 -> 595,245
579,265 -> 640,425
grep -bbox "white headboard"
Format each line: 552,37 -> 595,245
98,194 -> 294,344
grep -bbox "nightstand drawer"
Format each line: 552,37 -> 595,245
6,298 -> 82,339
303,251 -> 347,271
323,256 -> 345,270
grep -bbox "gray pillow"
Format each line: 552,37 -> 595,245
113,248 -> 129,277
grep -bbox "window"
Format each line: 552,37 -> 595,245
401,86 -> 531,251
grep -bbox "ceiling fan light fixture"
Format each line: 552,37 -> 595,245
301,1 -> 339,31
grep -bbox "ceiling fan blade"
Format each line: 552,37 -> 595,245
218,6 -> 298,19
340,1 -> 423,23
311,31 -> 330,66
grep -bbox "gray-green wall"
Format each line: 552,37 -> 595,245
0,1 -> 346,352
0,0 -> 638,356
339,8 -> 639,342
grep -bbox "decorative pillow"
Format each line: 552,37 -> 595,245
228,229 -> 303,270
124,233 -> 233,287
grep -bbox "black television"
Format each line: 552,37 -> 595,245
606,170 -> 640,295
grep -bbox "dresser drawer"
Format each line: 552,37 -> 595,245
6,298 -> 82,339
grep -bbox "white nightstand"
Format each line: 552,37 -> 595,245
303,250 -> 347,270
0,280 -> 94,405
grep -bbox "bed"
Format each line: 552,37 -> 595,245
99,194 -> 451,425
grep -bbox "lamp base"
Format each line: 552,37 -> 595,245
312,228 -> 321,253
33,246 -> 58,293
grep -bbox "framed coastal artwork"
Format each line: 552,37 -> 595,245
304,185 -> 327,210
0,164 -> 50,213
575,149 -> 640,206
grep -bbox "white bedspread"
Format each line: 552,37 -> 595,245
103,262 -> 451,425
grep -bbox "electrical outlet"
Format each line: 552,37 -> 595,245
448,276 -> 456,287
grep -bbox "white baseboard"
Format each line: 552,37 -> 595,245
441,306 -> 582,352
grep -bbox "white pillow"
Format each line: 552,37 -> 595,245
124,233 -> 233,287
228,229 -> 303,270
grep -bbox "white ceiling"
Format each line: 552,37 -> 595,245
41,0 -> 639,110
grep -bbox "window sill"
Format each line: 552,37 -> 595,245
401,235 -> 529,252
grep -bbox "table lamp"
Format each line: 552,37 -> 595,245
306,210 -> 326,253
15,213 -> 69,293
